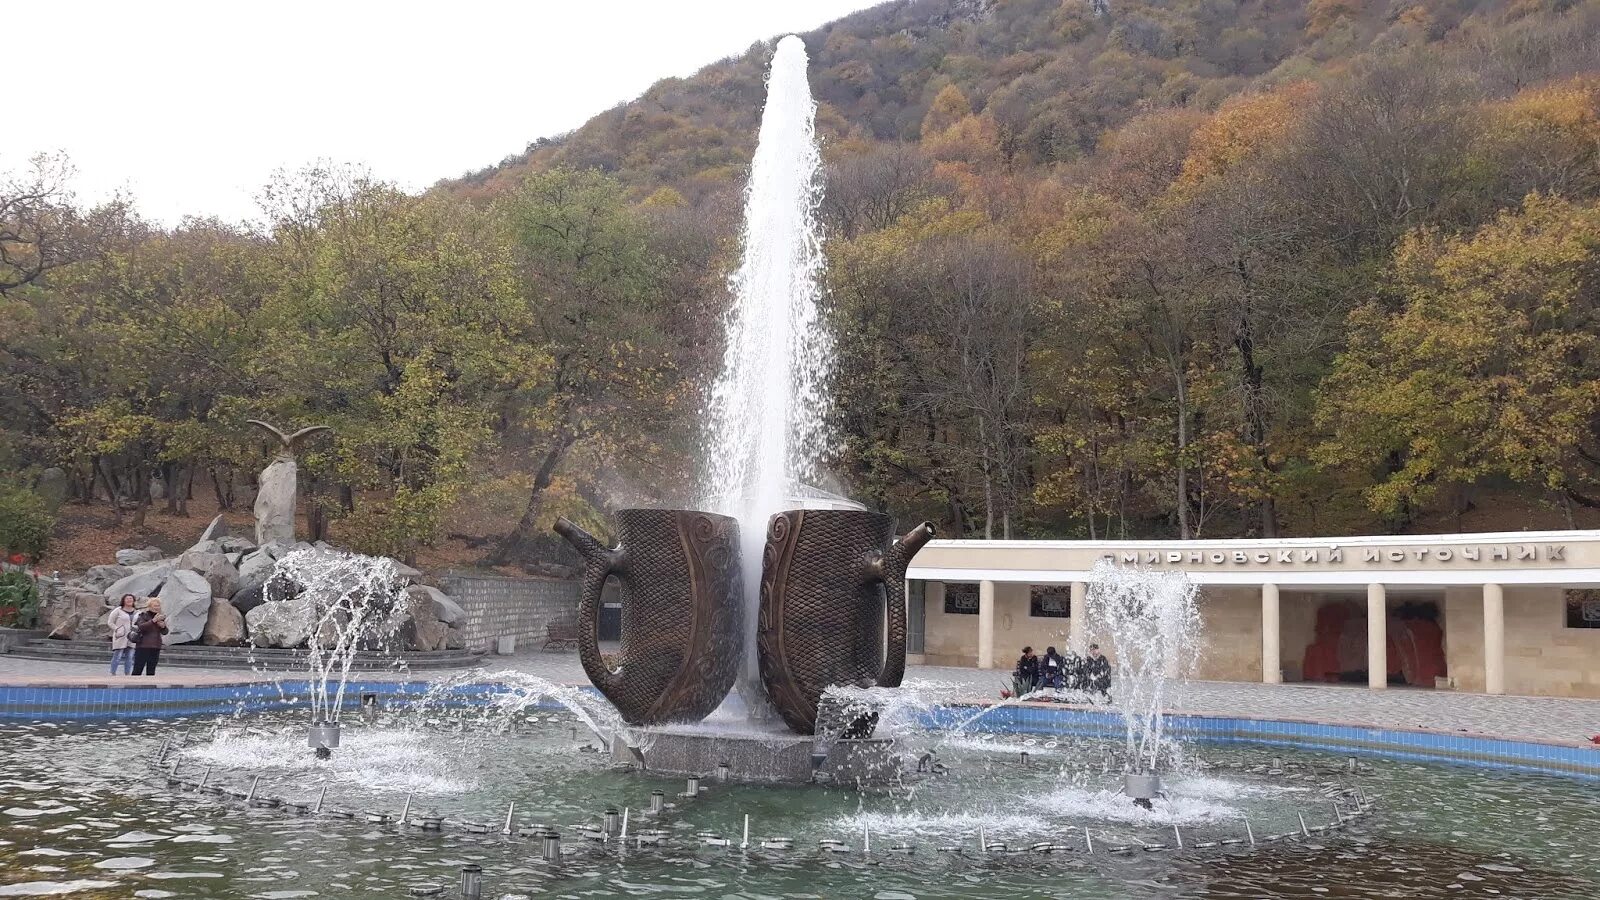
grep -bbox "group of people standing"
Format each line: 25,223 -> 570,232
1012,644 -> 1111,700
107,594 -> 169,676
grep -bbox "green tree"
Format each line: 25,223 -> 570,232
489,168 -> 682,563
1317,194 -> 1600,519
256,166 -> 526,557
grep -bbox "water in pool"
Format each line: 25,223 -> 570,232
1,706 -> 1595,899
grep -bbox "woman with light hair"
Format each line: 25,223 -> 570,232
129,597 -> 168,676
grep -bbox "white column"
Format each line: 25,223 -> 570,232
1069,581 -> 1087,653
1262,583 -> 1281,684
1367,583 -> 1387,690
1483,582 -> 1505,695
977,580 -> 996,669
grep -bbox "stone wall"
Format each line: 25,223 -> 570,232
1185,587 -> 1264,682
921,582 -> 1075,669
1444,585 -> 1600,698
438,571 -> 579,653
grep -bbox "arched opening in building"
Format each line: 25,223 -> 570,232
1299,596 -> 1447,687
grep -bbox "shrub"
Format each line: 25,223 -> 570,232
0,572 -> 39,628
0,485 -> 54,562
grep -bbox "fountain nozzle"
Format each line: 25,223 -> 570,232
1122,772 -> 1164,809
307,720 -> 341,753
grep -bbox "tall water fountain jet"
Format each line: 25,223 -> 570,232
1085,559 -> 1201,807
701,35 -> 833,713
255,548 -> 408,751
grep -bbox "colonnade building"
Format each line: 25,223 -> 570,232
903,530 -> 1600,698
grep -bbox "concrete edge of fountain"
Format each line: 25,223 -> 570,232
3,678 -> 1596,779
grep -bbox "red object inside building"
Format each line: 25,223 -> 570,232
1302,601 -> 1446,686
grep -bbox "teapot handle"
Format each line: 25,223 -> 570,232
555,517 -> 624,695
871,522 -> 936,688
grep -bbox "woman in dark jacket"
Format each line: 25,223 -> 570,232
1011,646 -> 1039,697
130,598 -> 169,676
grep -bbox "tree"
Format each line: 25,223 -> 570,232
822,142 -> 932,240
256,165 -> 525,558
489,168 -> 682,563
1316,194 -> 1600,519
921,84 -> 973,139
0,153 -> 129,296
915,233 -> 1035,538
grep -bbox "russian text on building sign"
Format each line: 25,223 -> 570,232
1102,544 -> 1567,566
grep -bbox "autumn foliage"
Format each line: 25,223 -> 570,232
6,0 -> 1600,561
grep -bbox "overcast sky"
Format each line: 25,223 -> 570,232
11,0 -> 881,226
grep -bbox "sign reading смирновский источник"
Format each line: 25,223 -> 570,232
1102,544 -> 1569,568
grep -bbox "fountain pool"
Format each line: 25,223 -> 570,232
1,698 -> 1597,899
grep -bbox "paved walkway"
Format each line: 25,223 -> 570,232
3,652 -> 1598,747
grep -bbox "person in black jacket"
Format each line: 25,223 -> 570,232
1084,643 -> 1112,699
130,599 -> 169,676
1039,646 -> 1067,690
1012,646 -> 1039,698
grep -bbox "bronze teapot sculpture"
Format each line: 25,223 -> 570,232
554,509 -> 743,726
556,507 -> 933,734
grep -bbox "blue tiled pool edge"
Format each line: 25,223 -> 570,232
4,681 -> 1596,780
922,704 -> 1600,780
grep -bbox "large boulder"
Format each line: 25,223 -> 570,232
411,585 -> 465,626
200,600 -> 245,646
176,550 -> 240,600
234,545 -> 285,597
34,467 -> 70,510
245,594 -> 316,649
104,564 -> 172,603
402,586 -> 449,652
196,513 -> 225,546
230,583 -> 267,615
115,547 -> 164,566
254,456 -> 299,547
389,559 -> 422,581
43,590 -> 112,641
218,535 -> 257,555
443,626 -> 466,650
82,565 -> 132,593
156,570 -> 212,644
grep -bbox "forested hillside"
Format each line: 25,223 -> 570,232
4,0 -> 1600,570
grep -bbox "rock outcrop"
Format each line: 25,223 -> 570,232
81,565 -> 132,592
43,590 -> 112,641
115,547 -> 164,566
411,584 -> 465,626
234,545 -> 285,598
201,600 -> 246,646
403,586 -> 450,651
103,565 -> 173,603
156,570 -> 213,644
245,594 -> 316,648
176,549 -> 240,600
